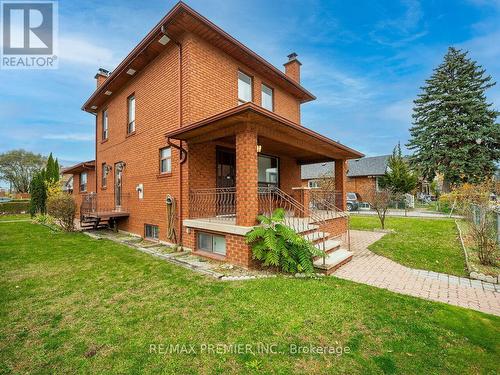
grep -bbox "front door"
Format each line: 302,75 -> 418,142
216,148 -> 236,216
216,148 -> 235,188
114,162 -> 123,209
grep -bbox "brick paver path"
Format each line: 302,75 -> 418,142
333,230 -> 500,316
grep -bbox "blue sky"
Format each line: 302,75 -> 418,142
0,0 -> 499,178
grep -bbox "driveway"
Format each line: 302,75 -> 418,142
333,230 -> 500,316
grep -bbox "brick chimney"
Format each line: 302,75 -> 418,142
94,68 -> 110,88
283,52 -> 301,83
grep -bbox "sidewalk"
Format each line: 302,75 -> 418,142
333,230 -> 500,316
350,209 -> 463,219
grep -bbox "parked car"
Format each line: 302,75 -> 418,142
346,192 -> 360,211
0,197 -> 12,203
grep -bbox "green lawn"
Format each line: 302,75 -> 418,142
1,223 -> 499,374
0,214 -> 30,222
349,216 -> 466,276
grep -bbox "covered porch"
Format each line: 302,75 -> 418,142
167,103 -> 363,228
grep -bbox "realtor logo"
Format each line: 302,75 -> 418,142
1,1 -> 58,69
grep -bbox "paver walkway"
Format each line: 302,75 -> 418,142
333,230 -> 500,316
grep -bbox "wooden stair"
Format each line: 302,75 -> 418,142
80,215 -> 110,230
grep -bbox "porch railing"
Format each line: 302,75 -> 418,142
189,187 -> 236,222
80,192 -> 130,218
309,189 -> 348,219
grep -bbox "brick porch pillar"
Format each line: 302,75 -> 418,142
335,159 -> 347,211
236,126 -> 258,226
291,187 -> 310,217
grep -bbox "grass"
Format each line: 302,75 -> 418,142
0,214 -> 30,221
1,222 -> 499,374
349,216 -> 466,276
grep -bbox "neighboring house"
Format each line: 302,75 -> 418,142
301,155 -> 391,201
61,174 -> 74,193
64,2 -> 363,269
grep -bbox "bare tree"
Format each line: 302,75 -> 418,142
365,189 -> 393,229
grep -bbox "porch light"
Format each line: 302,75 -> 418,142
104,91 -> 112,96
158,35 -> 170,45
257,144 -> 262,153
126,68 -> 136,75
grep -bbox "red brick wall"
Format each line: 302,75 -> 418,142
346,176 -> 376,201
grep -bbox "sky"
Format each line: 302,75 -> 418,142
0,0 -> 499,179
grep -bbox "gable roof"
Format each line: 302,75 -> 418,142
82,2 -> 315,112
347,155 -> 391,177
300,155 -> 391,179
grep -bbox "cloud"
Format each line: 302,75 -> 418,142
42,133 -> 94,141
379,98 -> 414,124
370,0 -> 428,47
59,35 -> 116,67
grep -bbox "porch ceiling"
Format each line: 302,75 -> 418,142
165,103 -> 364,163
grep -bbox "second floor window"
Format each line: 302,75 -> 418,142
160,147 -> 171,174
80,172 -> 87,192
261,84 -> 273,111
238,71 -> 252,104
101,163 -> 107,188
102,110 -> 108,140
127,95 -> 135,134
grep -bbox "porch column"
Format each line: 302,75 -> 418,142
236,126 -> 258,226
334,159 -> 347,211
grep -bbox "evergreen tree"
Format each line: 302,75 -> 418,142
380,143 -> 418,196
45,153 -> 59,182
29,169 -> 47,216
407,47 -> 500,190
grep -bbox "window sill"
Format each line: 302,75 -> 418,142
193,250 -> 226,261
101,138 -> 109,144
126,131 -> 136,138
101,187 -> 107,190
157,173 -> 172,179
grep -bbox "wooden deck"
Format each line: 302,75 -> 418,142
84,211 -> 130,219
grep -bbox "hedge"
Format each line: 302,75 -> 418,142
0,201 -> 30,214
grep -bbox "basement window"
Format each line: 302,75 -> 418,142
197,232 -> 226,255
145,224 -> 159,240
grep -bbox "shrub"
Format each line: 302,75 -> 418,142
46,193 -> 76,231
246,208 -> 324,274
0,201 -> 29,214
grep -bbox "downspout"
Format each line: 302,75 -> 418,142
161,25 -> 187,245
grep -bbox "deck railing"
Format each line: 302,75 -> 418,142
80,192 -> 130,218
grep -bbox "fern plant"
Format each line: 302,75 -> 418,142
246,208 -> 324,274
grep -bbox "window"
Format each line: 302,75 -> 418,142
160,147 -> 172,174
261,84 -> 273,111
101,163 -> 107,188
102,109 -> 108,140
258,154 -> 279,187
145,224 -> 159,240
127,95 -> 135,134
308,180 -> 321,189
80,172 -> 87,192
197,232 -> 226,255
238,71 -> 252,104
376,176 -> 382,192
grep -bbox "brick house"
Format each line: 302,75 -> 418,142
64,2 -> 363,270
301,155 -> 391,201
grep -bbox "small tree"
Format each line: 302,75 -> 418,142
246,208 -> 324,273
47,193 -> 76,231
379,144 -> 418,214
365,190 -> 393,229
29,169 -> 47,216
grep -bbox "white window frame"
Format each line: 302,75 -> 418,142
261,83 -> 273,111
238,71 -> 252,105
160,147 -> 172,174
102,109 -> 108,140
308,180 -> 321,189
197,232 -> 226,255
145,224 -> 159,240
127,95 -> 135,134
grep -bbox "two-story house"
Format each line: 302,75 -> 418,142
64,2 -> 363,271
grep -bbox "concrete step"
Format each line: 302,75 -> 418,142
314,238 -> 341,253
314,248 -> 353,274
303,231 -> 330,242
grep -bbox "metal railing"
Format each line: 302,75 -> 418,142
189,187 -> 236,222
80,192 -> 130,219
310,189 -> 348,219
